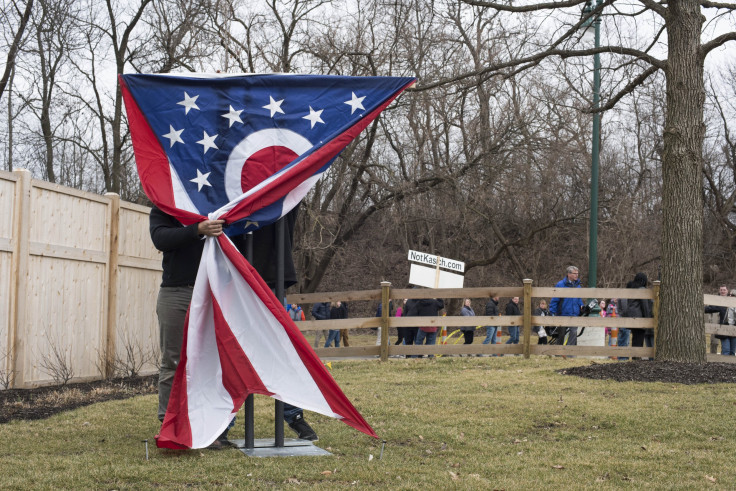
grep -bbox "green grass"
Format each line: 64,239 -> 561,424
1,354 -> 735,489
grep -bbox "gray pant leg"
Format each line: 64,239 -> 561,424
156,286 -> 193,422
313,330 -> 327,348
567,326 -> 578,346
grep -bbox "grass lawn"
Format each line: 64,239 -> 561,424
1,346 -> 734,489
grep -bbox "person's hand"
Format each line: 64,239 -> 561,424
197,219 -> 226,237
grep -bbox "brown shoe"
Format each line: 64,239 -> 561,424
207,439 -> 223,450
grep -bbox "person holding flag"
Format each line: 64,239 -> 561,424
121,72 -> 414,449
151,206 -> 317,448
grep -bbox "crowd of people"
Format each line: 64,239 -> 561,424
297,266 -> 691,355
705,285 -> 736,356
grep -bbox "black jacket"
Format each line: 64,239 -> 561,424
150,207 -> 245,287
150,206 -> 295,289
505,300 -> 521,316
485,298 -> 499,316
533,307 -> 549,334
250,207 -> 299,289
330,303 -> 347,320
705,304 -> 728,339
626,273 -> 654,335
405,298 -> 444,317
704,305 -> 728,325
311,302 -> 331,320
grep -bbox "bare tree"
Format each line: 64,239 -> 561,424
15,0 -> 83,183
205,0 -> 265,72
133,0 -> 212,73
104,0 -> 154,195
0,0 -> 34,101
443,0 -> 736,362
702,66 -> 736,282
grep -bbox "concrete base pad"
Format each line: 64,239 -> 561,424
231,438 -> 332,457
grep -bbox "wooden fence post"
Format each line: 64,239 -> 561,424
523,279 -> 533,359
652,280 -> 660,359
9,169 -> 31,387
380,281 -> 391,361
104,193 -> 120,378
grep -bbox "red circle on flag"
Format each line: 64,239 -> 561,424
241,146 -> 299,193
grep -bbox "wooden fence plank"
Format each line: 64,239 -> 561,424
315,346 -> 380,357
390,344 -> 524,356
104,193 -> 120,378
391,286 -> 524,300
537,316 -> 655,328
117,255 -> 162,271
706,353 -> 736,363
531,345 -> 654,357
287,290 -> 381,304
703,294 -> 736,309
523,279 -> 532,358
28,242 -> 108,264
379,282 -> 390,361
534,287 -> 655,299
298,318 -> 382,331
705,323 -> 736,337
10,170 -> 31,386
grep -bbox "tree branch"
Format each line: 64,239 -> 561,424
0,0 -> 34,101
701,31 -> 736,55
462,0 -> 586,13
597,64 -> 660,112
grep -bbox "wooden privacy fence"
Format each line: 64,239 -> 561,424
1,169 -> 162,388
289,283 -> 736,363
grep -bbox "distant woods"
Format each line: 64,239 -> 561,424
1,0 -> 734,295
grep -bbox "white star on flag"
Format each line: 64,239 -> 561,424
303,106 -> 325,129
162,125 -> 184,147
221,105 -> 244,127
196,131 -> 219,154
190,169 -> 212,191
344,92 -> 365,114
177,92 -> 200,114
263,96 -> 285,117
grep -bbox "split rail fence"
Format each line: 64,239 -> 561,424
2,168 -> 735,389
293,285 -> 736,363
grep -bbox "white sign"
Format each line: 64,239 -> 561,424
407,250 -> 465,273
409,264 -> 465,289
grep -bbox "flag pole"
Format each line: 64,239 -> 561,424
244,232 -> 255,449
274,217 -> 285,447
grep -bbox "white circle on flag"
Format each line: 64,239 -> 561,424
225,128 -> 313,202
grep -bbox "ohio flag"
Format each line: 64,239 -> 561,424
120,73 -> 415,449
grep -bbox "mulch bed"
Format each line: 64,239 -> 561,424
563,360 -> 736,384
2,361 -> 735,424
0,375 -> 157,424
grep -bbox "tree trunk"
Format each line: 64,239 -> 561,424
656,0 -> 706,362
111,68 -> 123,194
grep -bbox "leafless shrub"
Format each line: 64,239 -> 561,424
0,344 -> 15,389
95,333 -> 160,380
112,333 -> 159,379
39,333 -> 75,386
93,346 -> 116,380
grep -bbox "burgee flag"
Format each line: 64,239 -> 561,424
120,73 -> 415,449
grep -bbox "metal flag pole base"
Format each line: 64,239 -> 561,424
231,438 -> 332,457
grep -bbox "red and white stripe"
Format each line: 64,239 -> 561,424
156,235 -> 376,449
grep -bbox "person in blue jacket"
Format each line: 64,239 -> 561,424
548,265 -> 584,345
